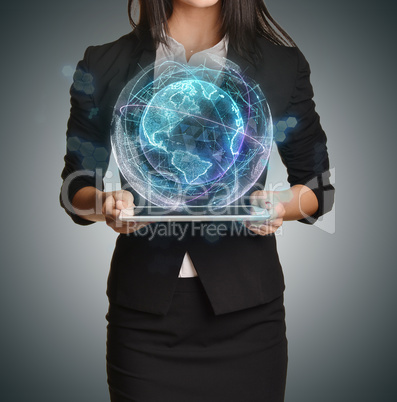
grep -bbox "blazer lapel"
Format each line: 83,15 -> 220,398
103,30 -> 156,117
126,48 -> 156,83
226,42 -> 257,81
126,27 -> 157,83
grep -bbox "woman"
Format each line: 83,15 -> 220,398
60,0 -> 334,401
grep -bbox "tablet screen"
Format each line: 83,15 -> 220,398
119,204 -> 271,222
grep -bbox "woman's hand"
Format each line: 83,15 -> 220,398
244,190 -> 286,236
102,190 -> 152,234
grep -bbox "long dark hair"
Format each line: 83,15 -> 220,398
127,0 -> 296,61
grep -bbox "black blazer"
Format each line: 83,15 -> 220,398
60,28 -> 335,315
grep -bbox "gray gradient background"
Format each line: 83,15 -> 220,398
1,1 -> 396,401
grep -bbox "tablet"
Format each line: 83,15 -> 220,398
119,205 -> 271,222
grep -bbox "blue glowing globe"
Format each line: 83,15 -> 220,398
111,57 -> 273,209
139,79 -> 244,185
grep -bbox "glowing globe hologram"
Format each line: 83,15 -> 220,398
139,79 -> 245,185
111,55 -> 273,209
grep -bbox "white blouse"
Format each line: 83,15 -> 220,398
154,32 -> 229,277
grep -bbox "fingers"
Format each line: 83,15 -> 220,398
265,201 -> 285,221
115,191 -> 135,221
103,193 -> 116,220
114,190 -> 135,210
250,190 -> 268,209
101,191 -> 152,234
250,190 -> 275,213
102,191 -> 134,219
101,190 -> 138,234
247,191 -> 285,236
250,191 -> 273,223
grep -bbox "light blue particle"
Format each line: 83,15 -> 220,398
89,107 -> 99,119
62,65 -> 74,77
93,147 -> 108,161
276,121 -> 287,132
286,117 -> 297,128
79,141 -> 95,156
67,137 -> 81,152
82,156 -> 96,170
275,132 -> 286,142
73,69 -> 95,95
83,85 -> 95,95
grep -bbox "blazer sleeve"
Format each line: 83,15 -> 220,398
59,46 -> 111,225
275,47 -> 335,224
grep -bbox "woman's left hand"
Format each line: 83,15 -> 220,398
244,190 -> 286,236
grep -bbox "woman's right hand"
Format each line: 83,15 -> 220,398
102,190 -> 152,234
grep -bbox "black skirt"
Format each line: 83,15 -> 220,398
105,277 -> 288,402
